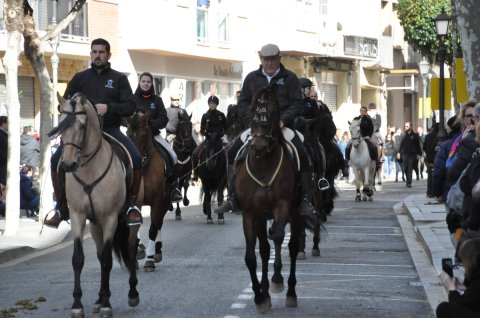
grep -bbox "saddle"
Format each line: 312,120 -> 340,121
236,127 -> 300,172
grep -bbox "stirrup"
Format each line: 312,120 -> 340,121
43,209 -> 62,228
318,178 -> 330,191
171,188 -> 183,203
127,205 -> 143,226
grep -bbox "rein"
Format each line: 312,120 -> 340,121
246,145 -> 284,188
72,147 -> 115,220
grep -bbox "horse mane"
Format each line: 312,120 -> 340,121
249,84 -> 284,143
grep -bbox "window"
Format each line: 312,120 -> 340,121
197,0 -> 210,42
217,13 -> 229,44
49,0 -> 88,38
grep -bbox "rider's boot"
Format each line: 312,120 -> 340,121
44,169 -> 70,228
214,164 -> 238,214
169,166 -> 183,203
127,170 -> 143,226
299,171 -> 318,231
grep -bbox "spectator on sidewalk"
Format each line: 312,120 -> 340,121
436,238 -> 480,318
20,165 -> 40,217
393,128 -> 405,182
424,123 -> 439,198
432,116 -> 462,202
0,116 -> 8,186
397,122 -> 422,188
383,132 -> 395,178
20,125 -> 40,168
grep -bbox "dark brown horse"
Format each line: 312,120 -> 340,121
196,131 -> 227,224
48,93 -> 139,317
127,111 -> 170,272
235,85 -> 303,313
171,112 -> 196,220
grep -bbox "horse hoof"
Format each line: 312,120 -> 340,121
362,196 -> 367,201
100,307 -> 113,318
71,308 -> 85,318
285,296 -> 298,308
355,196 -> 361,202
255,296 -> 272,313
207,219 -> 213,224
136,250 -> 146,260
183,198 -> 190,206
270,282 -> 284,293
378,181 -> 382,185
93,303 -> 100,313
312,248 -> 320,257
144,259 -> 155,272
297,251 -> 306,260
128,296 -> 140,307
218,219 -> 225,225
153,252 -> 162,263
175,214 -> 182,221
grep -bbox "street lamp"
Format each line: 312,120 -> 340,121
418,59 -> 429,130
50,0 -> 60,126
434,9 -> 451,145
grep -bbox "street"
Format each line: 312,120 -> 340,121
0,179 -> 437,318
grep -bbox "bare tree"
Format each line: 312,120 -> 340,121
455,0 -> 480,100
2,0 -> 86,236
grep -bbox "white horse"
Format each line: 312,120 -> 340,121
349,119 -> 376,201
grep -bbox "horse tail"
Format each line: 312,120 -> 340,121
113,215 -> 132,270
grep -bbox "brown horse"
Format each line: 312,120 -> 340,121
127,111 -> 170,272
171,112 -> 196,220
48,93 -> 139,317
235,85 -> 303,313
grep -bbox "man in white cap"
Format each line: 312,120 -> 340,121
214,43 -> 318,227
166,93 -> 189,143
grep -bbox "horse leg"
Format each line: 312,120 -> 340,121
286,213 -> 300,308
270,220 -> 285,293
175,202 -> 182,221
203,188 -> 213,224
127,225 -> 140,307
144,222 -> 163,272
97,239 -> 113,317
243,215 -> 269,313
312,217 -> 321,257
297,229 -> 306,260
70,217 -> 87,318
217,185 -> 225,225
182,178 -> 190,207
258,223 -> 272,311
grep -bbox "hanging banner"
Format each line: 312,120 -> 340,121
418,97 -> 431,118
456,58 -> 468,103
430,78 -> 452,110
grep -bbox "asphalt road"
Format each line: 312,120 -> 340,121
0,179 -> 436,318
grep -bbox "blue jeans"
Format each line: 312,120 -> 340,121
383,155 -> 393,175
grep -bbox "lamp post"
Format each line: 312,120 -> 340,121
51,0 -> 60,126
434,9 -> 451,145
418,59 -> 429,130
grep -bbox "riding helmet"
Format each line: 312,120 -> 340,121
208,95 -> 219,105
299,77 -> 314,88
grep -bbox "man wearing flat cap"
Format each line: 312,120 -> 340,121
214,43 -> 318,226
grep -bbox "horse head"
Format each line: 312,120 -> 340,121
126,110 -> 151,154
349,119 -> 362,148
175,112 -> 194,153
48,92 -> 100,172
204,131 -> 222,170
249,84 -> 282,157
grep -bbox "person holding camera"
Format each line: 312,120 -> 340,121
436,238 -> 480,318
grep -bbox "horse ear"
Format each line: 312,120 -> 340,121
57,92 -> 65,105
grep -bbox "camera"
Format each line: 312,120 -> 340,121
442,258 -> 454,277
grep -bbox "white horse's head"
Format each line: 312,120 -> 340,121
349,119 -> 362,148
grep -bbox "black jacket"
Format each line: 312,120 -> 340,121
447,130 -> 477,184
64,63 -> 135,129
423,130 -> 438,164
133,93 -> 168,136
237,64 -> 303,129
201,109 -> 227,138
460,148 -> 480,230
399,130 -> 422,156
353,115 -> 374,138
445,274 -> 480,314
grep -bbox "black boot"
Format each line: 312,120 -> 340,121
214,165 -> 238,214
299,171 -> 317,216
169,167 -> 183,203
44,168 -> 69,228
127,170 -> 143,226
